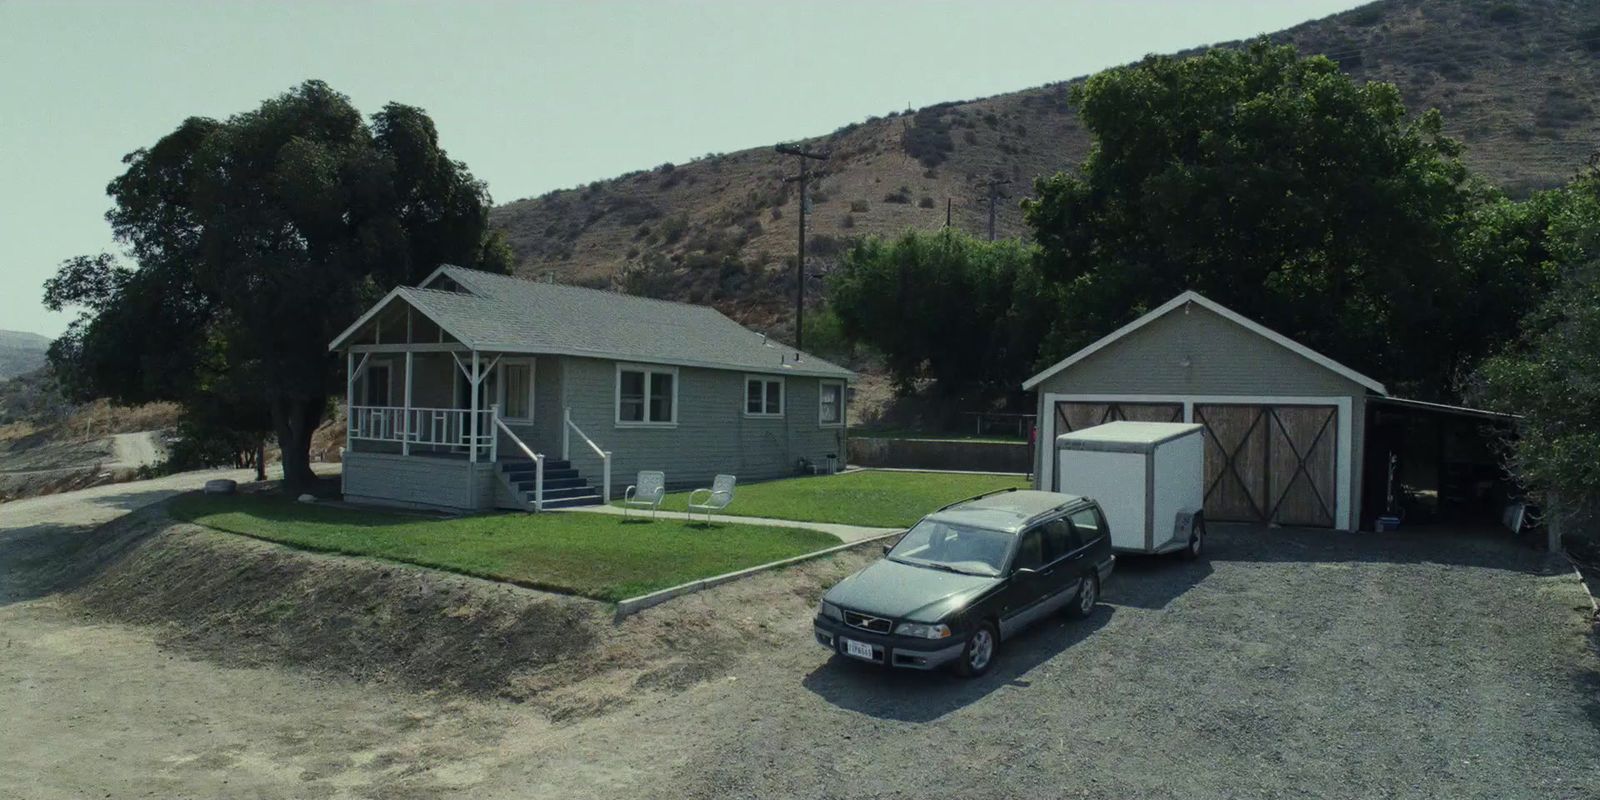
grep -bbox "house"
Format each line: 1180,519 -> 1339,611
327,265 -> 853,512
1023,291 -> 1514,532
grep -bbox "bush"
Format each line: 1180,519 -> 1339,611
902,106 -> 956,167
841,215 -> 856,229
918,196 -> 936,208
883,189 -> 911,204
850,200 -> 869,213
1487,4 -> 1523,24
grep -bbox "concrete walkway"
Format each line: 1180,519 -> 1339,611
557,503 -> 900,543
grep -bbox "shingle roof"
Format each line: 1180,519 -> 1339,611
332,265 -> 853,380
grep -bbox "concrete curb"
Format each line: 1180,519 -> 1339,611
613,529 -> 903,619
1565,557 -> 1599,627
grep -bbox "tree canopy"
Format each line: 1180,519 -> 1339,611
45,80 -> 510,488
1023,41 -> 1487,398
828,229 -> 1052,395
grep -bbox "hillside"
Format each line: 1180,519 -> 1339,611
0,329 -> 50,381
490,0 -> 1600,334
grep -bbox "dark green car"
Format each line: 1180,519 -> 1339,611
814,489 -> 1114,678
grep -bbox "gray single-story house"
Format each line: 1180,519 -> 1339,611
328,265 -> 853,512
1024,291 -> 1514,532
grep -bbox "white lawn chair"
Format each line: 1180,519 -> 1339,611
623,470 -> 666,520
687,474 -> 737,524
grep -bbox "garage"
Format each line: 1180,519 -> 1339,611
1025,291 -> 1401,532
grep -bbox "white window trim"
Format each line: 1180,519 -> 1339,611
819,380 -> 845,427
743,375 -> 785,418
615,363 -> 679,428
496,357 -> 537,423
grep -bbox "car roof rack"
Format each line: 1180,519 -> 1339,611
934,486 -> 1021,513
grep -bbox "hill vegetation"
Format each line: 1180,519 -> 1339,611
0,329 -> 50,380
489,0 -> 1600,333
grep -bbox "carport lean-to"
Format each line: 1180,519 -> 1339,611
1024,292 -> 1513,533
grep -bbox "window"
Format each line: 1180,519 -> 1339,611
1013,528 -> 1046,572
819,381 -> 844,426
1041,518 -> 1075,560
1069,508 -> 1104,546
744,376 -> 784,417
363,364 -> 391,406
616,365 -> 677,426
887,519 -> 1010,577
498,359 -> 535,421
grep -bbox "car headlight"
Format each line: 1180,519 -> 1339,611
819,601 -> 843,621
894,622 -> 952,639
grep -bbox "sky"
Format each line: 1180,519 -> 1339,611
0,0 -> 1367,339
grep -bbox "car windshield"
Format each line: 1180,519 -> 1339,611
887,518 -> 1011,577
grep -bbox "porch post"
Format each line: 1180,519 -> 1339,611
562,407 -> 571,461
344,350 -> 355,456
402,350 -> 413,456
469,349 -> 480,463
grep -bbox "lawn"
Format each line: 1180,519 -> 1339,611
169,494 -> 840,602
638,470 -> 1031,528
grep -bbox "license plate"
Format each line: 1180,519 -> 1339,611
842,638 -> 876,661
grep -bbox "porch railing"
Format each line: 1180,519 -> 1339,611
495,411 -> 545,512
563,407 -> 612,503
347,405 -> 494,457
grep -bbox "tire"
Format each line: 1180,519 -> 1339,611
1066,574 -> 1099,619
951,620 -> 999,678
1180,515 -> 1206,561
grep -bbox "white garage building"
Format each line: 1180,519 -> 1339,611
1025,291 -> 1388,532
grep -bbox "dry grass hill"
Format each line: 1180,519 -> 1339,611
489,0 -> 1600,335
0,329 -> 50,381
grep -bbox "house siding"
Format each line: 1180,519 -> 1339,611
559,356 -> 846,493
343,452 -> 491,511
1030,304 -> 1368,528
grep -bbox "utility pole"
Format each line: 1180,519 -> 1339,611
777,142 -> 828,350
980,178 -> 1012,241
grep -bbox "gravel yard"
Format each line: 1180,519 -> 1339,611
3,480 -> 1596,799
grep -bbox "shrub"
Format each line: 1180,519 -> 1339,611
1487,4 -> 1523,24
883,189 -> 911,204
902,106 -> 956,167
850,200 -> 869,213
918,196 -> 936,208
659,214 -> 689,244
841,214 -> 856,229
964,130 -> 979,145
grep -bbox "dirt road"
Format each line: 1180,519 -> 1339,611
2,477 -> 1597,799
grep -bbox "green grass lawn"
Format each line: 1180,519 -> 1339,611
635,470 -> 1031,528
850,428 -> 1027,444
169,494 -> 840,602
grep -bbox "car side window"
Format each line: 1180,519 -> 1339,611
1041,518 -> 1074,560
1069,508 -> 1104,545
1013,528 -> 1046,572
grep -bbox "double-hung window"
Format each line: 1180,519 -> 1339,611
744,376 -> 784,417
497,358 -> 535,422
616,364 -> 677,426
819,381 -> 844,427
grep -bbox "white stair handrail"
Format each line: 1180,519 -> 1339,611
563,408 -> 612,504
494,414 -> 544,512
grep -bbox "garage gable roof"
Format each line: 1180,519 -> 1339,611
1021,291 -> 1387,395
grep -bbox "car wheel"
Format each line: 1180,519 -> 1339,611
952,621 -> 998,678
1181,515 -> 1206,561
1066,574 -> 1099,619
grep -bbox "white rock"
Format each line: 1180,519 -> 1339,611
203,479 -> 237,495
297,493 -> 317,503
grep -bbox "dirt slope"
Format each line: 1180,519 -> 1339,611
491,0 -> 1600,333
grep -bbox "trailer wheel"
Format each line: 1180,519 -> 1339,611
1180,514 -> 1206,561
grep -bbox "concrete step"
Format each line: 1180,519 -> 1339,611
512,476 -> 587,491
536,485 -> 600,501
505,467 -> 580,482
538,494 -> 603,509
500,458 -> 571,472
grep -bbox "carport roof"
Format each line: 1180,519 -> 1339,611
1021,291 -> 1387,395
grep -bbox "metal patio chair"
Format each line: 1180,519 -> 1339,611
622,470 -> 666,520
687,474 -> 737,524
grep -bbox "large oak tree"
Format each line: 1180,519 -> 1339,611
45,80 -> 510,490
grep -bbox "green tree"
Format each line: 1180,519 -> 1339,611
44,81 -> 510,490
1023,41 -> 1482,397
1472,261 -> 1600,525
828,229 -> 1053,395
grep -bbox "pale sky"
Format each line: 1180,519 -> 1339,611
0,0 -> 1366,338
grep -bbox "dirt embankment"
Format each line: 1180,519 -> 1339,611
52,503 -> 877,721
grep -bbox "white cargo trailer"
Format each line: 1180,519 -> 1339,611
1054,421 -> 1207,557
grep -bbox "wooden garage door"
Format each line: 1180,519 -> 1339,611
1193,404 -> 1338,528
1054,400 -> 1183,434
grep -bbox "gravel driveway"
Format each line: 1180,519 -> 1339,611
3,490 -> 1596,799
543,522 -> 1600,800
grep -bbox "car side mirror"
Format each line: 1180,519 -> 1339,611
1013,566 -> 1039,579
882,543 -> 894,555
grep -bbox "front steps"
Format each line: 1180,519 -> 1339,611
499,458 -> 603,509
